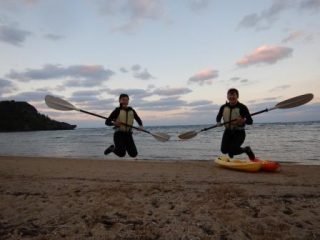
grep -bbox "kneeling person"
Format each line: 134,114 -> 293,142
216,88 -> 256,160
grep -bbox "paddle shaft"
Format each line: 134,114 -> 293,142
78,109 -> 151,134
79,109 -> 107,120
200,107 -> 277,132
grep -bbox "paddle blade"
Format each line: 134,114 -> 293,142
151,132 -> 171,142
178,131 -> 198,140
45,95 -> 78,111
275,93 -> 313,109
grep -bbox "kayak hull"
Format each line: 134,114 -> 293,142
252,159 -> 280,172
215,156 -> 262,172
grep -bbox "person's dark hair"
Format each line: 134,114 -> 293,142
227,88 -> 239,97
119,93 -> 129,100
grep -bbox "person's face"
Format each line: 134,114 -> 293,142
227,92 -> 238,105
119,97 -> 129,107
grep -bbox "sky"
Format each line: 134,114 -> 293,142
0,0 -> 319,127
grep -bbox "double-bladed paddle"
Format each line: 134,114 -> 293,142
45,95 -> 170,142
178,93 -> 314,140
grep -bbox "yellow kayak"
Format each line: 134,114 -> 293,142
215,156 -> 262,172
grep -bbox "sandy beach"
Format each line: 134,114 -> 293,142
0,156 -> 319,240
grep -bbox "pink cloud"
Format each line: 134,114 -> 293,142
237,45 -> 293,67
99,0 -> 165,33
282,31 -> 305,43
188,69 -> 218,85
282,31 -> 316,43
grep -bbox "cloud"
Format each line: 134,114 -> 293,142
238,0 -> 320,31
0,78 -> 17,96
269,85 -> 291,92
0,0 -> 38,10
188,69 -> 219,85
96,1 -> 120,15
7,64 -> 115,86
248,97 -> 279,105
131,64 -> 141,71
152,87 -> 192,96
53,85 -> 66,92
106,88 -> 152,100
299,0 -> 320,11
237,0 -> 294,30
133,69 -> 155,80
82,99 -> 115,111
89,86 -> 200,112
0,79 -> 14,88
120,67 -> 129,73
229,77 -> 249,83
187,100 -> 213,107
237,45 -> 293,67
134,90 -> 217,112
125,0 -> 164,20
187,0 -> 211,11
96,0 -> 166,33
230,77 -> 240,82
0,24 -> 32,46
160,100 -> 220,125
105,87 -> 212,112
44,33 -> 65,41
281,31 -> 316,43
190,103 -> 219,112
67,90 -> 116,111
238,13 -> 261,29
35,85 -> 66,92
137,96 -> 187,111
282,31 -> 305,43
262,97 -> 278,102
70,90 -> 102,101
130,64 -> 155,80
5,90 -> 51,102
147,84 -> 156,90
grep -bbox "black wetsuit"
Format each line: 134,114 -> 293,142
216,102 -> 253,158
105,107 -> 143,157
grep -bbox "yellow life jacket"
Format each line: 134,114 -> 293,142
222,106 -> 242,130
116,108 -> 134,132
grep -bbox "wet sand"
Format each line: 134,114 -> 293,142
0,156 -> 319,239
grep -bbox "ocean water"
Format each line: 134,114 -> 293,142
0,122 -> 319,164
